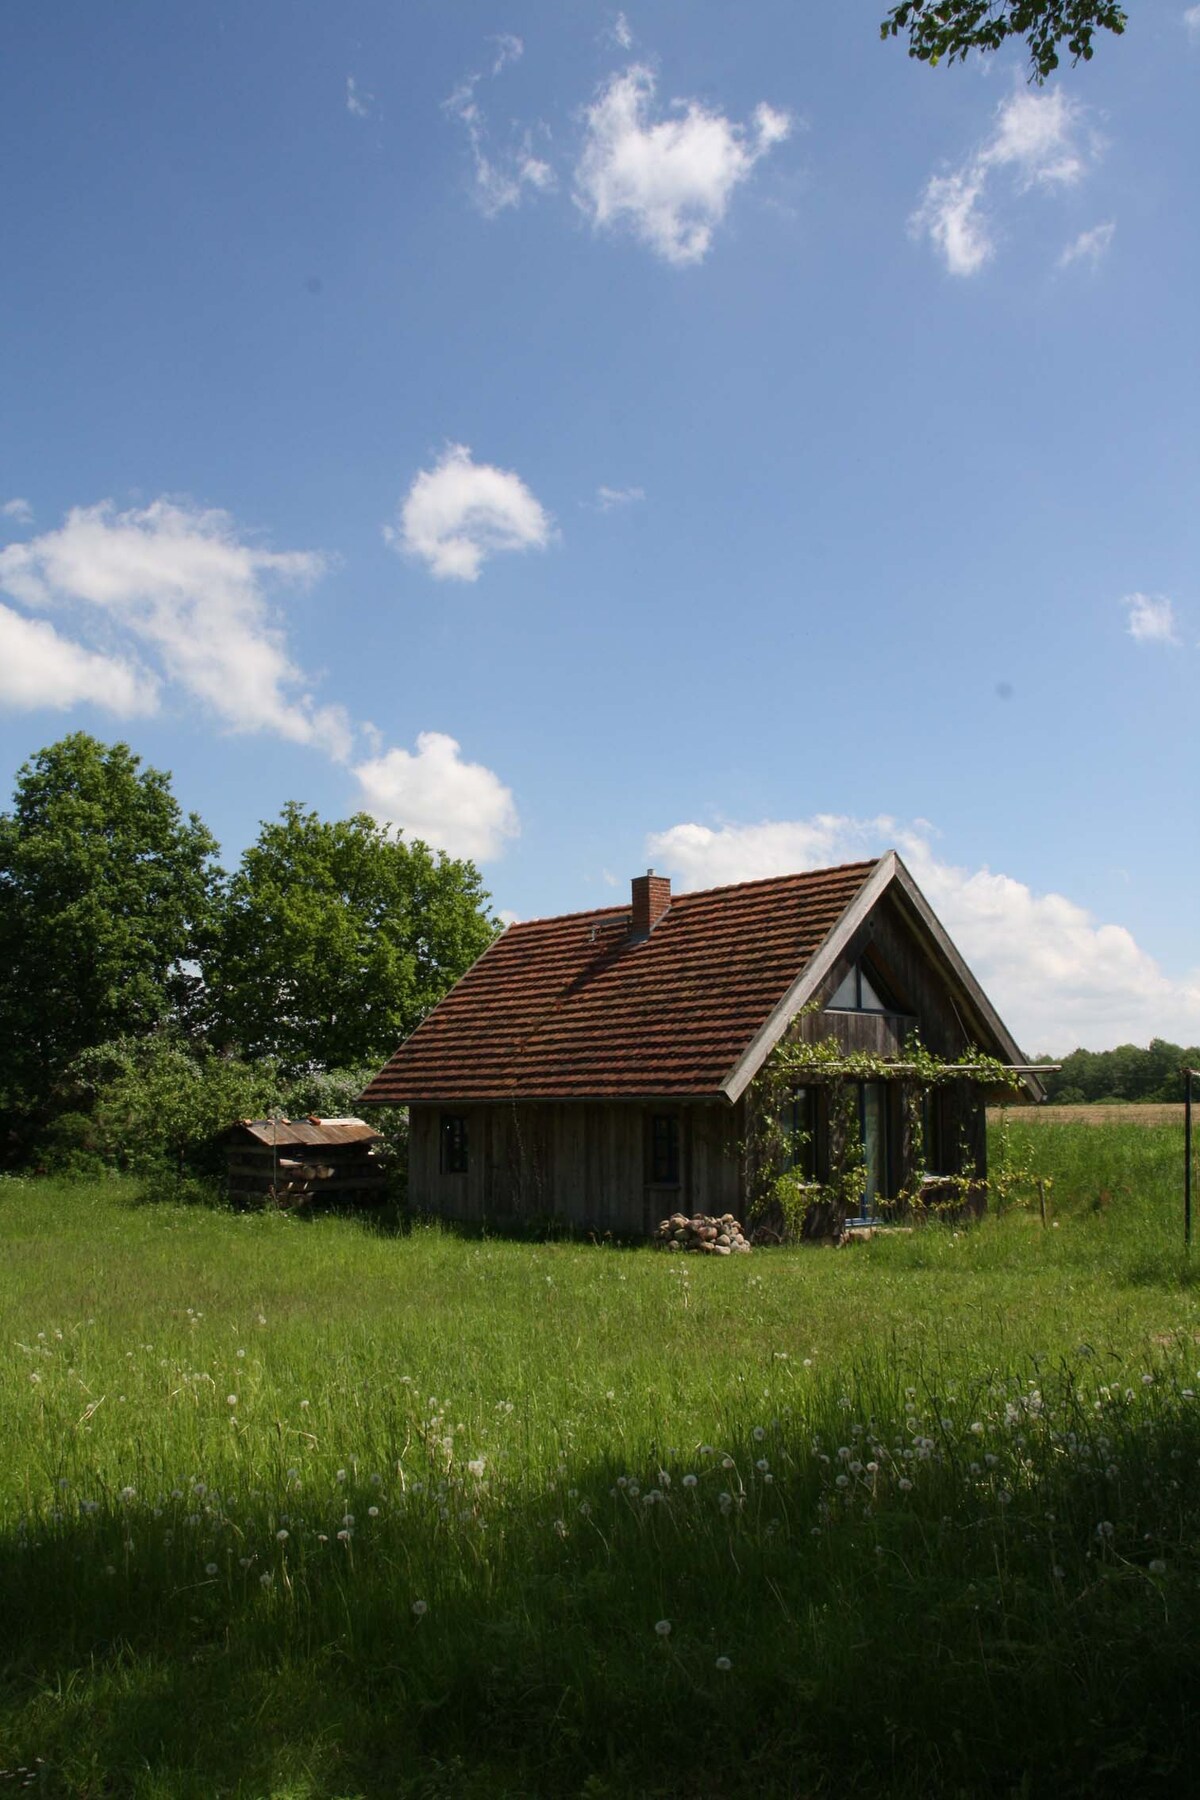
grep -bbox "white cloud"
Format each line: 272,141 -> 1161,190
612,13 -> 634,51
0,602 -> 157,715
390,443 -> 552,582
346,76 -> 373,119
574,64 -> 790,266
1186,7 -> 1200,40
1058,220 -> 1115,269
645,814 -> 1200,1054
353,731 -> 519,861
912,88 -> 1097,276
444,38 -> 555,216
1124,592 -> 1181,646
2,498 -> 33,525
0,499 -> 351,757
596,483 -> 645,510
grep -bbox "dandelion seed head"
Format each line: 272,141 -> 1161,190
715,1655 -> 732,1671
654,1619 -> 671,1637
411,1598 -> 427,1616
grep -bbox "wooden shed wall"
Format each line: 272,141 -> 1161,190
409,1100 -> 742,1234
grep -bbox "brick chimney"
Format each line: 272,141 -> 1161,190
630,868 -> 671,937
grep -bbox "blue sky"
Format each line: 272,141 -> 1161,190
1,1 -> 1197,1054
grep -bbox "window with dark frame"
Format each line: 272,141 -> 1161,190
650,1114 -> 680,1185
826,958 -> 901,1013
781,1086 -> 817,1181
440,1113 -> 469,1175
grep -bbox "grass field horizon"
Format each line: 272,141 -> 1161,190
3,1117 -> 1199,1798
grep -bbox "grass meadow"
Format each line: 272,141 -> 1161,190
2,1117 -> 1199,1798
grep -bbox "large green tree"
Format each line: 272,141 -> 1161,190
0,734 -> 221,1126
210,803 -> 497,1073
882,2 -> 1127,81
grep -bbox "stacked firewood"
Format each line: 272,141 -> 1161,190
654,1212 -> 752,1254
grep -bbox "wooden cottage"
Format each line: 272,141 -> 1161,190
360,855 -> 1044,1236
222,1116 -> 385,1208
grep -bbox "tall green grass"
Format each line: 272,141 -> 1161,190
1,1122 -> 1198,1797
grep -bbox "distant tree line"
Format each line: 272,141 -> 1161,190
1036,1040 -> 1200,1107
0,733 -> 499,1189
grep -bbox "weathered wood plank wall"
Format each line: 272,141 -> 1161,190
409,1100 -> 742,1231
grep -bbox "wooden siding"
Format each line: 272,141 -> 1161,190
410,1100 -> 742,1232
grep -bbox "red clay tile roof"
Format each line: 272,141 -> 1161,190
361,860 -> 878,1104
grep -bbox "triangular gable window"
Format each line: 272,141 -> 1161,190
827,961 -> 894,1012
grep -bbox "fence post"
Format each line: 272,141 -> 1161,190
1186,1069 -> 1196,1252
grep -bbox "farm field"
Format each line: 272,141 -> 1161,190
990,1102 -> 1188,1127
2,1119 -> 1199,1799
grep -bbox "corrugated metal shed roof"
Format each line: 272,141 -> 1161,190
360,861 -> 878,1103
226,1117 -> 380,1148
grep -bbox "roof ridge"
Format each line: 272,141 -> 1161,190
499,857 -> 884,930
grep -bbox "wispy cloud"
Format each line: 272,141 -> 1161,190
0,493 -> 524,860
346,76 -> 373,119
912,88 -> 1099,276
1185,7 -> 1200,40
1059,219 -> 1115,269
389,444 -> 553,582
353,730 -> 519,861
443,36 -> 555,216
1124,592 -> 1181,646
574,64 -> 790,265
2,497 -> 33,525
0,499 -> 350,757
0,602 -> 156,716
645,814 -> 1200,1053
595,483 -> 645,511
611,12 -> 634,51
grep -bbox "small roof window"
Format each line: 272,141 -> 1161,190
827,961 -> 894,1013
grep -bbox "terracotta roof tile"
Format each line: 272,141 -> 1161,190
361,860 -> 878,1103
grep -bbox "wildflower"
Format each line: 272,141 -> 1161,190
205,1562 -> 218,1576
752,1427 -> 765,1442
411,1599 -> 428,1617
276,1529 -> 289,1542
337,1529 -> 351,1542
226,1395 -> 237,1407
119,1486 -> 136,1502
467,1458 -> 486,1479
654,1619 -> 672,1637
368,1505 -> 380,1518
898,1478 -> 913,1492
300,1399 -> 310,1409
682,1474 -> 698,1489
756,1458 -> 770,1474
715,1656 -> 732,1671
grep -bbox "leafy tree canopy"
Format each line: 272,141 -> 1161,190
881,2 -> 1128,81
0,734 -> 220,1117
209,803 -> 498,1074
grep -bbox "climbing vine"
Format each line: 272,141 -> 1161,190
746,1027 -> 1025,1238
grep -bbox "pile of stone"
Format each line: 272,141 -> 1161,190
655,1212 -> 752,1254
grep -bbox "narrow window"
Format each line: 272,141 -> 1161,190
440,1113 -> 469,1175
650,1114 -> 680,1185
781,1087 -> 817,1180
